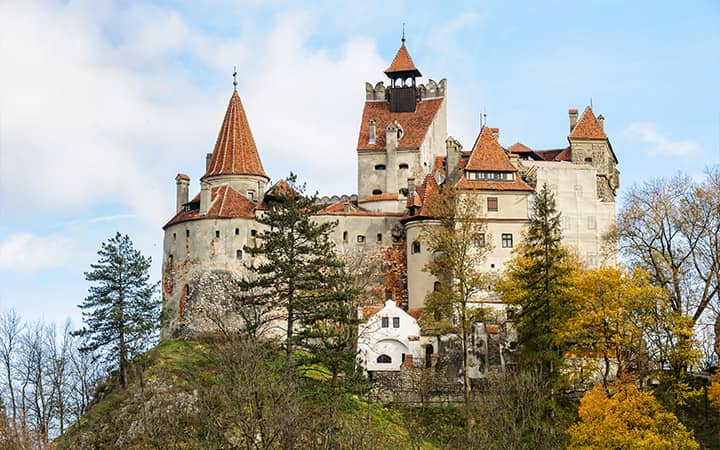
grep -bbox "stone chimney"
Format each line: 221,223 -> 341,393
368,119 -> 376,145
205,153 -> 213,172
407,177 -> 416,195
385,121 -> 399,195
200,180 -> 211,215
445,137 -> 462,184
343,201 -> 350,213
569,109 -> 578,131
175,173 -> 190,213
597,114 -> 605,131
491,127 -> 500,141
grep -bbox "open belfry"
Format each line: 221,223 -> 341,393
161,37 -> 619,371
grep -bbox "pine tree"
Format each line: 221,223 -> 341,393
497,183 -> 578,381
241,174 -> 356,371
74,233 -> 159,388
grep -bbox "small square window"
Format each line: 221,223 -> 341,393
236,250 -> 242,259
392,317 -> 400,328
357,235 -> 366,243
411,241 -> 421,254
235,228 -> 240,235
215,230 -> 220,238
250,229 -> 257,237
247,191 -> 255,200
502,233 -> 513,248
476,233 -> 486,247
377,233 -> 383,243
381,317 -> 389,328
487,197 -> 498,212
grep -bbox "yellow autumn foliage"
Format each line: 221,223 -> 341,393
567,383 -> 699,450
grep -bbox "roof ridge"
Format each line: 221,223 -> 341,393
464,126 -> 517,172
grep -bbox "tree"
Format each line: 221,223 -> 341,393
497,183 -> 578,382
567,382 -> 699,449
74,232 -> 160,389
616,169 -> 720,374
240,174 -> 357,373
419,186 -> 490,426
557,267 -> 667,386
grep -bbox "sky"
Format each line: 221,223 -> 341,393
0,0 -> 718,328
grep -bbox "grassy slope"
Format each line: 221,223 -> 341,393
56,338 -> 438,449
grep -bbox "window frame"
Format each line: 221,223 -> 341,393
501,233 -> 513,248
487,197 -> 498,212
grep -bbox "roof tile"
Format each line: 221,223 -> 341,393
357,98 -> 444,151
164,184 -> 256,228
384,43 -> 421,76
569,106 -> 607,140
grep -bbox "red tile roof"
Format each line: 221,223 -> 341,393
465,126 -> 518,172
357,98 -> 444,151
358,193 -> 400,203
176,173 -> 190,181
204,91 -> 268,179
164,184 -> 256,228
569,106 -> 607,140
507,142 -> 533,154
534,147 -> 572,162
418,174 -> 440,217
406,309 -> 424,319
384,42 -> 421,76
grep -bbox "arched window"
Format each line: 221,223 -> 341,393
584,157 -> 593,163
372,189 -> 382,195
433,281 -> 441,291
411,241 -> 421,254
377,354 -> 392,364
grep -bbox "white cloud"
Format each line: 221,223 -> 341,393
0,233 -> 73,272
620,122 -> 701,157
0,2 -> 387,225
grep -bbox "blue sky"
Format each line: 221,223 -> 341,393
0,0 -> 718,328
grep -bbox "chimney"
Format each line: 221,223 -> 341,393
491,127 -> 500,141
200,180 -> 211,215
175,173 -> 190,213
205,153 -> 213,172
597,114 -> 605,131
569,109 -> 578,131
445,137 -> 462,184
343,201 -> 350,213
386,121 -> 399,194
368,119 -> 376,145
407,177 -> 416,194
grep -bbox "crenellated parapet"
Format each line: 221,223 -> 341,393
364,78 -> 447,101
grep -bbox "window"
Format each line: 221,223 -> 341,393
399,188 -> 408,197
168,254 -> 174,264
342,231 -> 348,242
215,230 -> 220,238
236,250 -> 242,259
377,354 -> 392,364
502,233 -> 513,248
186,229 -> 190,238
476,233 -> 486,247
399,163 -> 409,170
173,233 -> 176,241
584,157 -> 593,163
385,290 -> 393,301
433,281 -> 441,291
374,164 -> 386,170
574,184 -> 583,196
372,189 -> 382,195
392,317 -> 400,328
250,229 -> 257,237
235,228 -> 239,235
381,317 -> 389,328
377,233 -> 383,243
357,235 -> 366,243
411,241 -> 421,254
587,216 -> 597,230
487,197 -> 498,212
247,191 -> 255,200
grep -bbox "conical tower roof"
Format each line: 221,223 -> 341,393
384,40 -> 422,78
204,90 -> 268,179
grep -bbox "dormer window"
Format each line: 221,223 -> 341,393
247,191 -> 255,200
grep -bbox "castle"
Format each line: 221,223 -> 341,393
161,38 -> 619,372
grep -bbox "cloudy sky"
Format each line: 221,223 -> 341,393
0,0 -> 718,327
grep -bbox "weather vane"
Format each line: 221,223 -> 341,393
402,23 -> 406,43
233,66 -> 238,90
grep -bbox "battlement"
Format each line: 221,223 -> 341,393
364,78 -> 447,102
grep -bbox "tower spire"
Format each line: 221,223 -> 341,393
232,66 -> 238,90
402,23 -> 406,44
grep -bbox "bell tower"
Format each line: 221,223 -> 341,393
384,35 -> 422,113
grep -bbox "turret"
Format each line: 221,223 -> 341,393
175,173 -> 189,213
384,36 -> 422,113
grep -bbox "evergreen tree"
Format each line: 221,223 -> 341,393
497,183 -> 578,381
241,174 -> 357,371
74,233 -> 159,388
